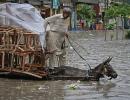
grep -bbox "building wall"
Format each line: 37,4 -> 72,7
77,0 -> 98,4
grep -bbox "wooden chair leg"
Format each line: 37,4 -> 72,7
22,56 -> 26,71
2,52 -> 5,69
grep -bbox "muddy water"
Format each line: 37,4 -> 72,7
0,31 -> 130,100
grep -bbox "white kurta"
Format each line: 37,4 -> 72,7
45,14 -> 70,68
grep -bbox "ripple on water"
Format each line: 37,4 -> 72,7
0,31 -> 130,100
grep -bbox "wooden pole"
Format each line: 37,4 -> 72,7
2,52 -> 5,69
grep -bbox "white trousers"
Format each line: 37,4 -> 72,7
46,31 -> 66,68
49,49 -> 66,68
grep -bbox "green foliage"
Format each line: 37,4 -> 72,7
105,5 -> 119,19
105,3 -> 130,19
77,4 -> 96,24
118,3 -> 130,17
125,30 -> 130,39
105,23 -> 116,30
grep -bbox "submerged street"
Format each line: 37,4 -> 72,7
0,31 -> 130,100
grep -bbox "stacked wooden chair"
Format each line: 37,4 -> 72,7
0,25 -> 47,78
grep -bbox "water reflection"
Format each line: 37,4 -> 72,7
0,79 -> 65,100
64,80 -> 117,100
0,31 -> 130,100
95,81 -> 116,98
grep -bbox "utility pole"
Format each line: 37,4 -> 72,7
104,0 -> 109,40
71,0 -> 77,30
106,0 -> 109,9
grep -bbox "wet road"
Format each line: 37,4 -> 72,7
0,30 -> 130,100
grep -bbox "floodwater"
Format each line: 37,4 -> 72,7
0,30 -> 130,100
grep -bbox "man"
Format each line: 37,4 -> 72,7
45,7 -> 71,68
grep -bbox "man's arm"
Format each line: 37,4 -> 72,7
45,14 -> 61,23
44,14 -> 62,29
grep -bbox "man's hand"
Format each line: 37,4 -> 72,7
65,33 -> 68,38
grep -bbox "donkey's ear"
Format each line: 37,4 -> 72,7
109,57 -> 113,62
103,57 -> 113,64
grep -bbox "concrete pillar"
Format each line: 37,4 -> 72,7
71,0 -> 77,30
71,10 -> 77,30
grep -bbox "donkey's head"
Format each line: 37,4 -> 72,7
89,57 -> 118,81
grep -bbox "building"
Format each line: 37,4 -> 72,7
0,0 -> 102,30
70,0 -> 100,30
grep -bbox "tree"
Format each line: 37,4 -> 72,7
105,2 -> 130,40
118,3 -> 130,39
105,4 -> 118,40
77,4 -> 96,29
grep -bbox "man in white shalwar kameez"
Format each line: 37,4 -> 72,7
45,7 -> 71,68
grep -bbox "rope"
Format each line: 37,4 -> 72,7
66,36 -> 91,70
68,35 -> 89,54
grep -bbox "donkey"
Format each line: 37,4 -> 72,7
48,57 -> 118,81
87,57 -> 118,81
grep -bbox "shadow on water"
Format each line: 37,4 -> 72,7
95,81 -> 116,98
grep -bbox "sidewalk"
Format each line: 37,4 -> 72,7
69,29 -> 128,40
